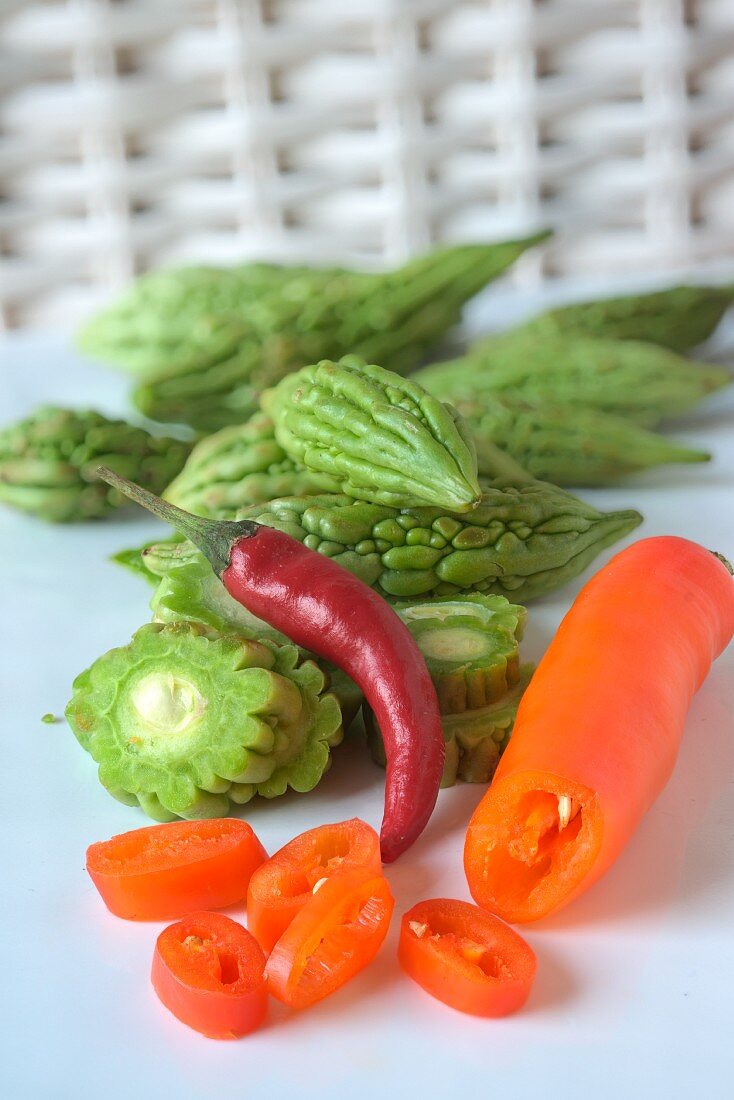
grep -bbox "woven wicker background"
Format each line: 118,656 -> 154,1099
2,0 -> 734,331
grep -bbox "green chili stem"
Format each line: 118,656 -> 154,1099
96,466 -> 258,575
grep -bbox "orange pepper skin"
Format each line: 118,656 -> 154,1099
399,899 -> 536,1016
465,537 -> 734,924
265,869 -> 394,1009
151,912 -> 267,1039
86,819 -> 267,921
247,818 -> 381,953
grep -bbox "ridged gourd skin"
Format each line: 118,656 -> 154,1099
0,406 -> 191,522
459,397 -> 710,487
365,665 -> 534,787
163,411 -> 332,517
235,483 -> 643,603
77,262 -> 346,374
122,236 -> 550,432
393,594 -> 527,713
65,621 -> 343,822
416,335 -> 732,428
263,357 -> 482,511
513,284 -> 733,351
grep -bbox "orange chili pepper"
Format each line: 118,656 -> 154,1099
465,536 -> 734,923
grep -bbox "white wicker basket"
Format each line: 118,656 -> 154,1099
2,0 -> 734,331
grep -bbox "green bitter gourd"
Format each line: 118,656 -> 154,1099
163,411 -> 332,517
65,621 -> 343,822
0,406 -> 191,522
459,397 -> 710,486
262,357 -> 483,511
512,284 -> 733,352
416,335 -> 731,428
126,237 -> 550,432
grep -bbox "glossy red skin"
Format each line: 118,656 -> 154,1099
152,912 -> 267,1039
247,818 -> 382,953
222,526 -> 445,862
398,899 -> 537,1017
87,819 -> 267,921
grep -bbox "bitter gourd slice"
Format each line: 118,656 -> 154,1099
65,622 -> 343,821
394,594 -> 526,713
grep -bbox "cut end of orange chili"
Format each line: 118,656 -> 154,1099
265,868 -> 394,1010
247,818 -> 381,954
399,898 -> 537,1017
152,911 -> 267,1039
87,818 -> 267,921
464,771 -> 603,924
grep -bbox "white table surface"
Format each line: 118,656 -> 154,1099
2,324 -> 733,1100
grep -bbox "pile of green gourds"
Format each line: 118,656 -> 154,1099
2,234 -> 732,821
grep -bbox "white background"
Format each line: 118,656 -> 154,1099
1,308 -> 733,1098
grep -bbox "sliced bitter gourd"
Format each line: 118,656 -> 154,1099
365,665 -> 533,787
65,622 -> 343,821
394,594 -> 526,713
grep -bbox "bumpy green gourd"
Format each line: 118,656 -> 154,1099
235,484 -> 642,602
0,406 -> 191,522
164,411 -> 331,517
513,284 -> 733,351
263,357 -> 482,511
65,621 -> 343,822
366,665 -> 533,787
458,397 -> 710,486
394,594 -> 526,712
417,336 -> 731,428
125,237 -> 550,432
77,263 -> 339,374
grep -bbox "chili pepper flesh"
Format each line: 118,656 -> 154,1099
96,468 -> 445,861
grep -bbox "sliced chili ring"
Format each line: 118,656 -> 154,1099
152,911 -> 267,1039
265,869 -> 394,1009
247,817 -> 381,953
86,818 -> 267,920
398,898 -> 537,1017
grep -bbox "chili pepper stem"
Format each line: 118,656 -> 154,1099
95,465 -> 259,576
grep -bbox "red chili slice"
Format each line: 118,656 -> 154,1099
265,869 -> 394,1009
86,818 -> 267,920
152,911 -> 267,1039
399,898 -> 537,1016
247,817 -> 382,953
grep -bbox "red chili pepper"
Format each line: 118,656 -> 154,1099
86,819 -> 267,921
152,911 -> 267,1039
96,468 -> 445,862
398,898 -> 536,1017
247,817 -> 382,952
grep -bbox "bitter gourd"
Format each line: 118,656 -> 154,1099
127,237 -> 550,432
65,621 -> 343,821
262,357 -> 482,511
513,284 -> 733,351
459,397 -> 710,486
235,484 -> 642,602
417,335 -> 731,428
163,411 -> 331,517
0,406 -> 191,522
77,262 -> 339,374
366,665 -> 534,787
393,594 -> 526,713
